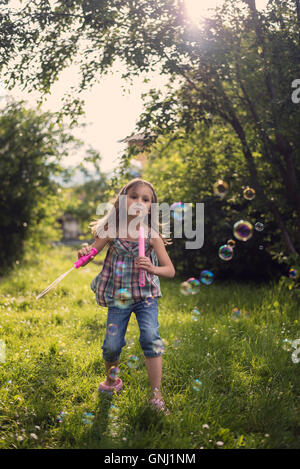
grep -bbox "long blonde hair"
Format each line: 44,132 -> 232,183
89,178 -> 172,246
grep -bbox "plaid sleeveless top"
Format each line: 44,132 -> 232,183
90,229 -> 162,307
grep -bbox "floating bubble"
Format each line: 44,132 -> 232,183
115,261 -> 126,277
152,339 -> 165,354
170,202 -> 192,221
57,411 -> 67,423
233,220 -> 253,242
114,288 -> 132,308
107,323 -> 118,336
108,366 -> 120,380
232,307 -> 241,320
191,378 -> 203,391
127,355 -> 139,369
255,222 -> 264,232
213,179 -> 228,198
180,281 -> 191,296
82,412 -> 95,425
218,245 -> 234,261
108,404 -> 119,420
227,239 -> 236,248
282,339 -> 292,352
145,295 -> 154,306
258,245 -> 264,250
288,268 -> 298,279
172,338 -> 181,349
186,278 -> 201,294
243,186 -> 256,200
191,307 -> 201,321
200,270 -> 214,285
180,278 -> 200,295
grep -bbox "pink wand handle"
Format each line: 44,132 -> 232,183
138,226 -> 146,287
74,248 -> 98,269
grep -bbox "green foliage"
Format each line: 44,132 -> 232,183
0,98 -> 83,275
60,149 -> 110,237
0,245 -> 299,448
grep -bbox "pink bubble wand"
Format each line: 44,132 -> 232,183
138,226 -> 146,287
36,248 -> 98,300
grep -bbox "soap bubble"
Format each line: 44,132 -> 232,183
170,202 -> 192,221
233,220 -> 253,242
145,295 -> 154,306
82,412 -> 94,425
127,355 -> 139,369
152,339 -> 165,354
172,338 -> 181,349
258,245 -> 264,250
180,281 -> 191,295
186,278 -> 201,294
213,180 -> 228,198
218,245 -> 234,261
243,186 -> 256,200
232,307 -> 241,320
107,323 -> 118,336
115,261 -> 126,277
255,222 -> 264,232
57,411 -> 67,423
108,404 -> 119,420
108,366 -> 120,380
227,239 -> 236,248
282,339 -> 292,352
288,268 -> 298,279
180,278 -> 200,295
114,288 -> 132,308
200,270 -> 214,285
191,307 -> 201,321
191,378 -> 203,391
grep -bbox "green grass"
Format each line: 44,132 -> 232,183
0,245 -> 299,449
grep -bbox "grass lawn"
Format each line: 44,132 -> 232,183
0,244 -> 299,449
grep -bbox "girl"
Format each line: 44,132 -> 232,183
77,178 -> 175,414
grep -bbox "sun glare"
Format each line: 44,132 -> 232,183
184,0 -> 219,23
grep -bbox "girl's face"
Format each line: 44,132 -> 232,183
126,184 -> 153,219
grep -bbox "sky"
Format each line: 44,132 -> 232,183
1,0 -> 269,176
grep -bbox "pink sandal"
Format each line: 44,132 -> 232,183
98,377 -> 123,395
150,398 -> 170,415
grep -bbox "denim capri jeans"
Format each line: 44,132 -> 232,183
101,297 -> 163,363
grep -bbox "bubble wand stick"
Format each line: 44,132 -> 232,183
36,248 -> 98,300
138,226 -> 146,287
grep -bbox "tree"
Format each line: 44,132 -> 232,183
1,0 -> 299,255
0,97 -> 83,274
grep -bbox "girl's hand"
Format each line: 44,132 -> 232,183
77,244 -> 95,263
135,256 -> 156,275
